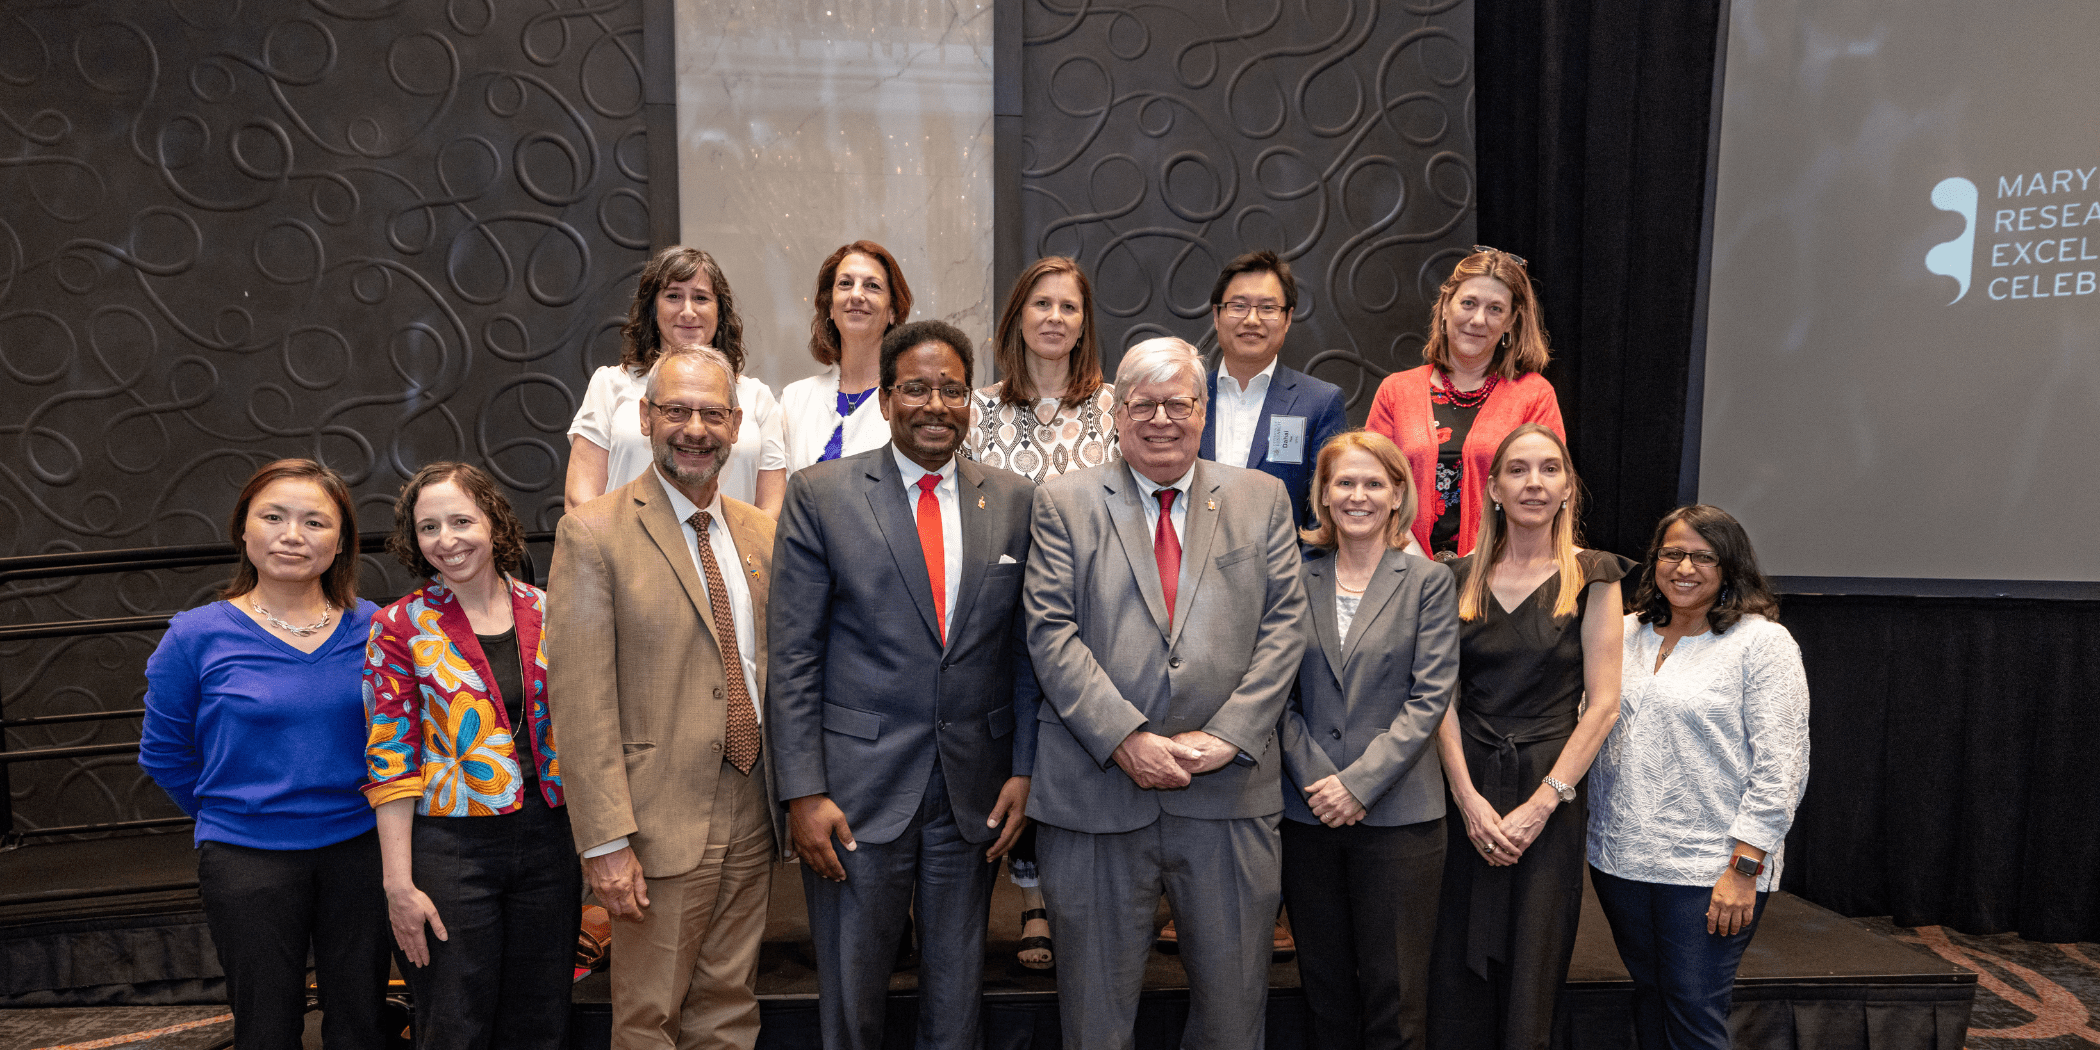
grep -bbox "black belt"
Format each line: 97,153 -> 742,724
1457,706 -> 1574,978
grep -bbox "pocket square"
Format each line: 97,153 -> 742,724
998,554 -> 1018,564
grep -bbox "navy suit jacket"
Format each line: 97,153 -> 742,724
1200,362 -> 1348,532
766,446 -> 1040,847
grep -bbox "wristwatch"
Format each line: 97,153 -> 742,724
1542,775 -> 1575,803
1730,853 -> 1764,878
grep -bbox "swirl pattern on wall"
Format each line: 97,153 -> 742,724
0,1 -> 649,836
1018,0 -> 1476,412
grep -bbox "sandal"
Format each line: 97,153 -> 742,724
1018,907 -> 1055,972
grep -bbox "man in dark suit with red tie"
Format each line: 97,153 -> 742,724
766,320 -> 1040,1050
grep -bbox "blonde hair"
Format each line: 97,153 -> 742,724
1421,249 -> 1550,379
1458,423 -> 1585,621
1299,430 -> 1419,550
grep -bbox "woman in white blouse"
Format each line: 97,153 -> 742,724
565,246 -> 787,516
1586,504 -> 1811,1050
779,240 -> 913,473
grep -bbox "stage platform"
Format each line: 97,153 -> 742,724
2,835 -> 1973,1050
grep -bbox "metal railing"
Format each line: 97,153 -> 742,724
0,533 -> 552,855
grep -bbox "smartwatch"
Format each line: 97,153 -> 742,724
1730,853 -> 1764,878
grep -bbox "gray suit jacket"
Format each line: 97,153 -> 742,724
766,446 -> 1040,847
1281,547 -> 1459,827
1024,459 -> 1308,833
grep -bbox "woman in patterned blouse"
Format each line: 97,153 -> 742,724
1586,504 -> 1811,1050
364,462 -> 577,1049
963,255 -> 1116,970
964,256 -> 1118,484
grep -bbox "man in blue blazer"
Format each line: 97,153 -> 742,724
767,320 -> 1038,1050
1199,250 -> 1349,532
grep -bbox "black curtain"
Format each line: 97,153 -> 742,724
1474,0 -> 2100,943
1473,0 -> 1722,560
1780,596 -> 2100,945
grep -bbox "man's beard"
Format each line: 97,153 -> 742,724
655,440 -> 727,487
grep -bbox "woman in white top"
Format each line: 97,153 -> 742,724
779,240 -> 913,473
963,256 -> 1118,483
1587,504 -> 1810,1050
565,246 -> 787,516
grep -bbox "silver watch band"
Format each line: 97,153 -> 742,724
1543,775 -> 1575,802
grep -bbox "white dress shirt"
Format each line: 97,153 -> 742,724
892,446 -> 962,643
584,472 -> 763,859
1130,462 -> 1195,550
1211,358 -> 1277,468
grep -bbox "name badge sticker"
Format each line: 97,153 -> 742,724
1267,414 -> 1307,464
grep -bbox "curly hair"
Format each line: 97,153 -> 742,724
1631,504 -> 1780,635
384,462 -> 526,580
619,246 -> 746,375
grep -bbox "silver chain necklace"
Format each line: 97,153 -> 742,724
250,595 -> 334,637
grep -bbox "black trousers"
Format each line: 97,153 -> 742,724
1281,816 -> 1446,1050
197,829 -> 391,1050
404,787 -> 582,1050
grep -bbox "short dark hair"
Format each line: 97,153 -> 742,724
879,320 -> 975,390
1632,504 -> 1780,635
220,458 -> 360,609
620,245 -> 746,374
1208,249 -> 1298,312
384,462 -> 527,580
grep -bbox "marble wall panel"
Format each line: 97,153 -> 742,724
675,0 -> 996,392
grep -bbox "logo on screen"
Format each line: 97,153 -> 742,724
1925,177 -> 1977,304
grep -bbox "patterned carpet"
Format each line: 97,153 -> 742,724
1856,917 -> 2100,1050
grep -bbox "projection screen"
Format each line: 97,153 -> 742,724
1692,0 -> 2100,595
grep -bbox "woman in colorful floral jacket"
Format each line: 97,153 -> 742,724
362,461 -> 577,1050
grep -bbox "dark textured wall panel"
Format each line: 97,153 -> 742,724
0,1 -> 651,834
1017,0 -> 1475,414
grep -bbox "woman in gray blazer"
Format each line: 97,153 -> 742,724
1280,430 -> 1461,1050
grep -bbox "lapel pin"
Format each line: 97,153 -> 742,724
1207,499 -> 1217,511
978,496 -> 986,509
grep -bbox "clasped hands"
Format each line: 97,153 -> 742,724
1456,785 -> 1557,867
1112,729 -> 1235,789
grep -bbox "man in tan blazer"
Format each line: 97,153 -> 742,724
547,346 -> 781,1050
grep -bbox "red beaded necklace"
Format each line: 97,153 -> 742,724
1433,368 -> 1499,409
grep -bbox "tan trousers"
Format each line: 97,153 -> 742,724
609,761 -> 776,1050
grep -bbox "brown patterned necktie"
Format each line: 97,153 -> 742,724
691,510 -> 760,773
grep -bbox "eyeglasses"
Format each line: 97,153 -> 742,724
643,400 -> 734,428
1656,548 -> 1720,568
1219,301 -> 1285,321
889,382 -> 972,407
1472,244 -> 1528,268
1123,396 -> 1199,421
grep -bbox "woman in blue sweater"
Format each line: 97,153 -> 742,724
141,459 -> 389,1050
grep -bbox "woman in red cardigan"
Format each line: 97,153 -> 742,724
1366,246 -> 1565,557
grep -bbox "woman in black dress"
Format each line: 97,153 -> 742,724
1427,423 -> 1628,1050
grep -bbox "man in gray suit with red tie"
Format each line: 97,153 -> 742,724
767,319 -> 1038,1050
1025,336 -> 1310,1050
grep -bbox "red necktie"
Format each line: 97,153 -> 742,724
1154,488 -> 1181,628
689,511 -> 759,774
916,474 -> 946,645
